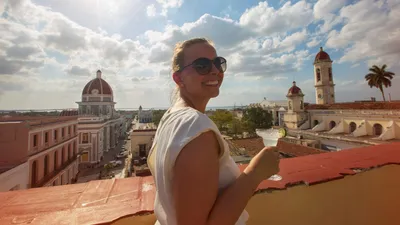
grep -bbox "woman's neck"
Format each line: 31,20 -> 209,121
175,96 -> 209,113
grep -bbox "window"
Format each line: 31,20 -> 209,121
300,100 -> 303,109
331,94 -> 334,98
61,127 -> 65,137
62,147 -> 65,163
329,68 -> 332,81
288,101 -> 292,110
373,123 -> 383,136
54,130 -> 58,141
316,68 -> 321,82
67,145 -> 70,159
54,151 -> 58,170
139,144 -> 147,157
82,133 -> 89,144
31,160 -> 37,186
68,126 -> 71,135
318,94 -> 322,99
74,125 -> 76,133
44,155 -> 49,176
45,132 -> 48,143
329,121 -> 336,129
33,134 -> 38,147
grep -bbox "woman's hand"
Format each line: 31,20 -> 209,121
244,147 -> 280,184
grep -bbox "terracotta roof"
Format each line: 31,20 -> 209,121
230,137 -> 265,156
314,47 -> 332,63
0,176 -> 155,225
305,101 -> 400,110
1,143 -> 400,224
277,139 -> 325,157
239,142 -> 400,191
82,77 -> 113,95
132,129 -> 157,132
59,109 -> 78,116
287,81 -> 303,97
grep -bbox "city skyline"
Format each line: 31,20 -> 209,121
1,0 -> 399,110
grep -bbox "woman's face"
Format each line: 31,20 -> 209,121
175,43 -> 225,100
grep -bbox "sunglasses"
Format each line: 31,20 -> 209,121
178,57 -> 227,75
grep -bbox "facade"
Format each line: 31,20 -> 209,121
250,98 -> 288,126
0,116 -> 79,191
282,47 -> 400,148
75,70 -> 123,166
130,129 -> 156,158
138,106 -> 153,123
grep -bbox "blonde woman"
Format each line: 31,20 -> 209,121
148,38 -> 280,225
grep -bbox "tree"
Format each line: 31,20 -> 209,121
209,109 -> 233,131
365,64 -> 395,101
228,117 -> 243,136
242,107 -> 273,133
152,110 -> 167,127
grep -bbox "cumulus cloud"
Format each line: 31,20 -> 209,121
1,0 -> 399,109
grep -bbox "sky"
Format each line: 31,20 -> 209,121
0,0 -> 399,110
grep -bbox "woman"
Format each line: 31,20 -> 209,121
147,38 -> 280,225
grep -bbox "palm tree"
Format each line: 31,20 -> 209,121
365,64 -> 395,101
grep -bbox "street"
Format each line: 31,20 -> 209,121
77,136 -> 130,183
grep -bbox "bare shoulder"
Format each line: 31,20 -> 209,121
179,130 -> 220,161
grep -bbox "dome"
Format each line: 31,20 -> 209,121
314,47 -> 332,64
82,70 -> 113,95
287,81 -> 304,97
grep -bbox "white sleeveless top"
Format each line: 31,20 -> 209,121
147,107 -> 249,225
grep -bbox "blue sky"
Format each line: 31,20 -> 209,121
0,0 -> 399,110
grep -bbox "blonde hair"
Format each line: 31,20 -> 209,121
170,37 -> 214,104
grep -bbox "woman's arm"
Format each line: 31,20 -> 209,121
173,131 -> 265,225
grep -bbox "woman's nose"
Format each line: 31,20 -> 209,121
210,63 -> 220,75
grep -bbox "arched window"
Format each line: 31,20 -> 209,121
318,94 -> 322,99
300,100 -> 303,109
288,101 -> 292,110
329,121 -> 336,129
373,123 -> 383,136
313,120 -> 319,127
316,68 -> 321,82
329,68 -> 332,81
62,147 -> 65,163
349,122 -> 357,133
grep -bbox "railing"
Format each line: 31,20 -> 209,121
31,154 -> 79,188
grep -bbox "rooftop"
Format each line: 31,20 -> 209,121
0,116 -> 77,126
305,101 -> 400,110
1,142 -> 399,224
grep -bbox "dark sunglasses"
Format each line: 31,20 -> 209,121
178,57 -> 227,75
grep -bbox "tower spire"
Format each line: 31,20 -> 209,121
96,70 -> 102,79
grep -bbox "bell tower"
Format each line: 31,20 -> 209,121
314,47 -> 335,104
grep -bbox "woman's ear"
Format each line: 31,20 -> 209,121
173,72 -> 184,87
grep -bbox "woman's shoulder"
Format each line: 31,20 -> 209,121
162,107 -> 216,132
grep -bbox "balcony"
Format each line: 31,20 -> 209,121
31,154 -> 79,188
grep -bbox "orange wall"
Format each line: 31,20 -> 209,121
0,122 -> 29,167
113,165 -> 400,225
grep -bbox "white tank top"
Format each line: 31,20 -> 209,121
147,107 -> 249,225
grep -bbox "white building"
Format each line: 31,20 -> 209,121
283,47 -> 400,149
76,70 -> 123,166
250,98 -> 288,126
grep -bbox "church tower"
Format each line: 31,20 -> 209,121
284,81 -> 307,129
314,47 -> 335,104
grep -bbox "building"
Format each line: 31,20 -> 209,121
138,105 -> 153,123
76,70 -> 123,167
0,116 -> 79,192
130,129 -> 156,158
0,142 -> 399,225
250,98 -> 288,126
283,47 -> 400,149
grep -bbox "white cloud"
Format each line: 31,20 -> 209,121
239,1 -> 314,35
146,4 -> 157,17
325,0 -> 400,70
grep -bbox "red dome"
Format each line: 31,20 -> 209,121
82,70 -> 113,95
287,81 -> 304,96
314,47 -> 332,63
